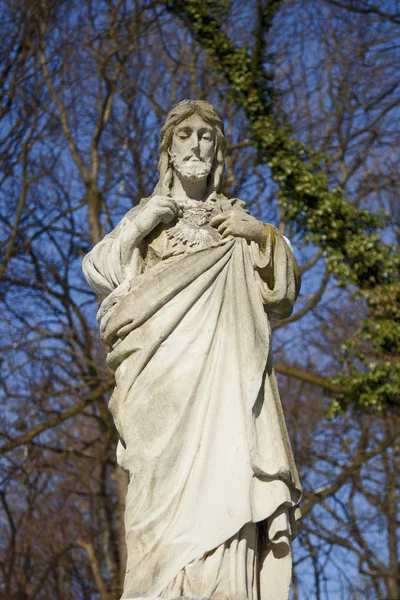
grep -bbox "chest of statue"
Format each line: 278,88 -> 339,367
144,198 -> 225,268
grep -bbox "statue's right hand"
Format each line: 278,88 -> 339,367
135,195 -> 181,237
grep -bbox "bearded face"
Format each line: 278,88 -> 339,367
169,114 -> 216,183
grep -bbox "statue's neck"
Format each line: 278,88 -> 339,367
171,172 -> 208,203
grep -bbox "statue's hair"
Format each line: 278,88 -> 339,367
153,99 -> 227,197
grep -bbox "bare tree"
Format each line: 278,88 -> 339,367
0,1 -> 398,598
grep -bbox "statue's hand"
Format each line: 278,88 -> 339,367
135,195 -> 181,237
210,211 -> 267,245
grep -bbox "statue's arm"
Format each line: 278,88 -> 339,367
82,195 -> 180,296
82,207 -> 145,296
208,200 -> 300,317
250,227 -> 301,319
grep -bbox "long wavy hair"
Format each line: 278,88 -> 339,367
152,99 -> 227,198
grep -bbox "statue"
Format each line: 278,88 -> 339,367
83,100 -> 302,600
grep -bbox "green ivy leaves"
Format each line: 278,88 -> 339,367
168,0 -> 400,411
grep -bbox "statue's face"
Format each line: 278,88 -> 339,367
169,114 -> 215,183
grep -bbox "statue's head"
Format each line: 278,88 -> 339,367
154,99 -> 227,197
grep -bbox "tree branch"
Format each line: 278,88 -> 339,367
0,384 -> 110,455
274,362 -> 345,394
38,21 -> 89,182
302,426 -> 400,517
273,270 -> 330,328
76,540 -> 109,600
324,1 -> 400,24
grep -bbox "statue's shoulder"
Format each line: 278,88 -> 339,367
105,200 -> 148,240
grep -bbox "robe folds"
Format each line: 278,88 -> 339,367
82,196 -> 302,599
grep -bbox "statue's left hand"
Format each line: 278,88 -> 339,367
210,211 -> 266,245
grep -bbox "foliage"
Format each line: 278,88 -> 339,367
168,0 -> 400,411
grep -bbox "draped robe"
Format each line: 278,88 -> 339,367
83,195 -> 302,600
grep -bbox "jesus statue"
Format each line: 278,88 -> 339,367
83,100 -> 302,600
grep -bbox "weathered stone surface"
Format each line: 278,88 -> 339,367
83,100 -> 302,599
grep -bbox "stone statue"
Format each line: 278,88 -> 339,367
83,100 -> 302,600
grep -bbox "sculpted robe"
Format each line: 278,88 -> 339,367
83,194 -> 302,599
